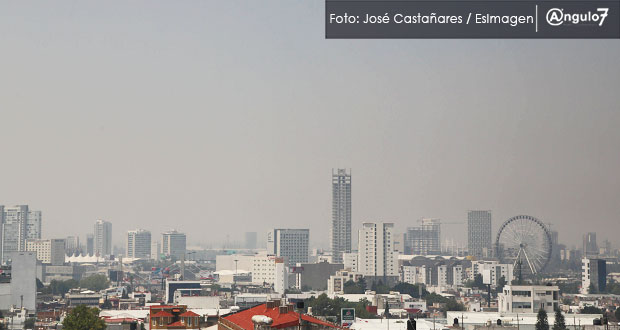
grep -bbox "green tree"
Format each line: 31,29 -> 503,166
552,309 -> 567,330
344,280 -> 365,294
391,282 -> 426,298
496,276 -> 507,293
614,307 -> 620,322
23,317 -> 36,329
536,309 -> 549,330
444,299 -> 465,312
581,306 -> 603,314
79,274 -> 110,291
473,274 -> 484,289
62,305 -> 106,330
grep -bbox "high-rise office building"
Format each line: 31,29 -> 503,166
25,238 -> 66,266
126,229 -> 152,259
86,234 -> 94,256
583,232 -> 598,257
267,229 -> 309,265
358,222 -> 397,278
94,220 -> 112,257
245,232 -> 257,249
162,230 -> 186,260
467,210 -> 492,258
405,218 -> 441,255
65,236 -> 80,256
0,205 -> 42,262
331,168 -> 351,263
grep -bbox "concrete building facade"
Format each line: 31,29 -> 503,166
331,168 -> 351,264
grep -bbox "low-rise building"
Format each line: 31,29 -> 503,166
327,270 -> 363,294
498,285 -> 559,313
218,300 -> 338,330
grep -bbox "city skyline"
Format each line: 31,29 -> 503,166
1,1 -> 618,251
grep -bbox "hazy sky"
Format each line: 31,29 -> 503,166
1,1 -> 619,250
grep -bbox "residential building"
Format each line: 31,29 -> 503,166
0,205 -> 42,262
358,222 -> 397,280
267,228 -> 309,265
25,238 -> 66,265
582,258 -> 607,294
251,254 -> 284,286
151,241 -> 161,260
126,229 -> 151,259
343,252 -> 358,271
162,230 -> 186,260
401,265 -> 427,285
9,252 -> 37,311
327,269 -> 364,294
405,218 -> 441,255
498,285 -> 559,313
471,260 -> 514,286
219,300 -> 339,330
149,305 -> 200,329
467,210 -> 492,258
331,168 -> 351,263
94,219 -> 112,257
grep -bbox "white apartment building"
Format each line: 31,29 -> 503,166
402,265 -> 427,285
251,254 -> 287,288
471,260 -> 514,286
453,265 -> 464,287
151,241 -> 161,260
274,260 -> 288,294
25,238 -> 65,266
94,219 -> 112,257
126,229 -> 151,259
328,270 -> 364,294
343,252 -> 358,271
499,285 -> 559,313
438,265 -> 449,287
358,222 -> 397,277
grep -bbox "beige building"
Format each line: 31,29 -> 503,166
25,238 -> 65,265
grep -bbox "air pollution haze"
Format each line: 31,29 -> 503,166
0,1 -> 618,249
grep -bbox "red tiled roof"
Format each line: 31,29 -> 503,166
167,320 -> 187,328
152,310 -> 174,317
222,304 -> 340,330
180,311 -> 200,317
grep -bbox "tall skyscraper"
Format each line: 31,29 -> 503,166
0,205 -> 42,262
245,232 -> 257,249
162,230 -> 186,260
86,234 -> 94,256
467,210 -> 492,258
94,219 -> 112,257
65,236 -> 80,256
267,229 -> 309,265
405,218 -> 441,255
126,229 -> 152,259
583,232 -> 598,257
331,168 -> 351,263
358,222 -> 397,278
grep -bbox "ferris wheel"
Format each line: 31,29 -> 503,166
495,215 -> 552,275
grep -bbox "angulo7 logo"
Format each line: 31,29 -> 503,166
546,7 -> 609,26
